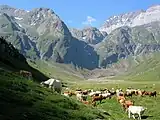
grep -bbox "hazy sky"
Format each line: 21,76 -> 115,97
1,0 -> 160,28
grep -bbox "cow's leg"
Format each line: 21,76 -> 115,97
132,114 -> 135,119
125,108 -> 128,113
128,111 -> 131,118
49,85 -> 52,89
56,88 -> 60,94
100,99 -> 102,104
138,113 -> 141,120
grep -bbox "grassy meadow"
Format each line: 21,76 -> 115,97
69,80 -> 160,120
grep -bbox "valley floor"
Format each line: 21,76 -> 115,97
68,80 -> 160,120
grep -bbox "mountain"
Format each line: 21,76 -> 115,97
96,22 -> 160,68
70,27 -> 107,45
1,4 -> 160,75
100,5 -> 160,34
0,5 -> 99,70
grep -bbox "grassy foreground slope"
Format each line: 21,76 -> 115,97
0,69 -> 109,120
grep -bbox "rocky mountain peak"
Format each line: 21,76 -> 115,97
0,5 -> 15,11
100,4 -> 160,34
70,26 -> 107,45
147,4 -> 160,12
31,7 -> 56,18
0,5 -> 27,17
99,10 -> 143,33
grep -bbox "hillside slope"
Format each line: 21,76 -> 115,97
0,37 -> 48,81
110,52 -> 160,81
0,69 -> 109,120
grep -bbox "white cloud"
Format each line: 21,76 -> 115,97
82,16 -> 96,25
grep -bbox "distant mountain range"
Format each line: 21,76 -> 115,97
100,5 -> 160,33
1,4 -> 160,71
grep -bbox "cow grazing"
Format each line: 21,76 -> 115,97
19,70 -> 32,80
127,106 -> 147,120
122,100 -> 134,111
82,90 -> 88,95
76,93 -> 83,101
101,93 -> 112,99
76,92 -> 88,102
117,96 -> 126,102
92,94 -> 105,104
63,91 -> 73,97
40,78 -> 62,94
149,91 -> 157,97
137,90 -> 146,97
119,99 -> 126,106
124,92 -> 133,97
82,100 -> 90,105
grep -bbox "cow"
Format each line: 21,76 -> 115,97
19,70 -> 32,80
117,96 -> 126,102
92,94 -> 106,105
76,92 -> 88,102
122,100 -> 134,111
127,106 -> 147,120
63,91 -> 74,97
146,91 -> 157,97
101,93 -> 112,99
40,78 -> 62,94
124,92 -> 133,97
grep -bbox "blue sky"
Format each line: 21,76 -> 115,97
1,0 -> 160,29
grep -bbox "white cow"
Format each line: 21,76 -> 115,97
128,106 -> 147,120
40,78 -> 62,93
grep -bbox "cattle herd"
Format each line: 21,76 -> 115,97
62,87 -> 157,120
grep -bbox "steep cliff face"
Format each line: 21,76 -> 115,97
70,27 -> 107,45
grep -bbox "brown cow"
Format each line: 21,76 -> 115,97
19,70 -> 32,80
81,100 -> 91,105
117,96 -> 126,102
63,91 -> 74,97
149,91 -> 157,97
122,100 -> 134,111
92,94 -> 106,104
144,91 -> 156,97
137,90 -> 146,96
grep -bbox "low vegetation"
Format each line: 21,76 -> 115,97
0,70 -> 109,120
